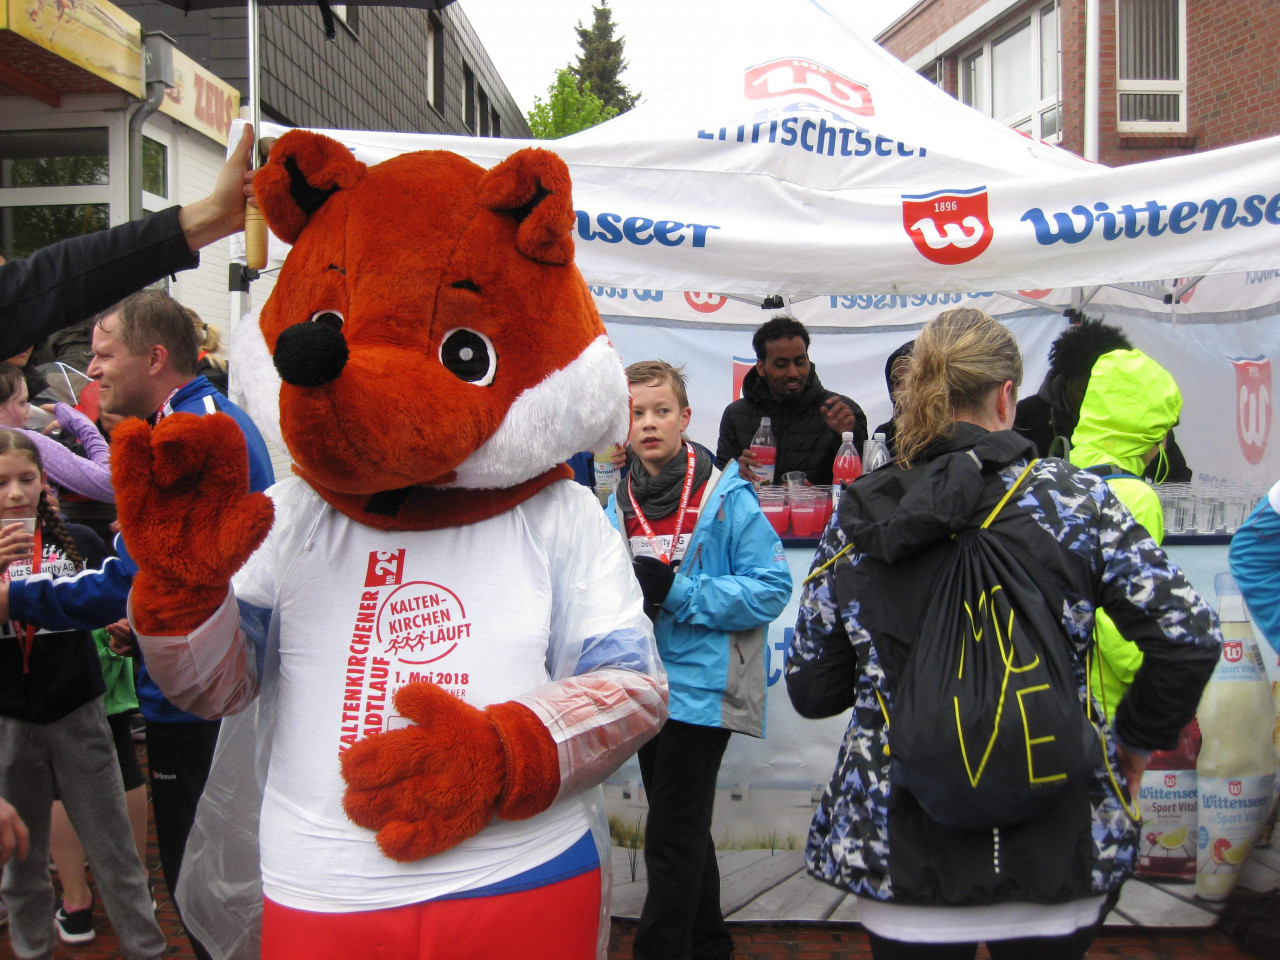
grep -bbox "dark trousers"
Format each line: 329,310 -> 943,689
146,718 -> 220,960
634,719 -> 734,960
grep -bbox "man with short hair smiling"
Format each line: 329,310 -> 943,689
716,316 -> 867,486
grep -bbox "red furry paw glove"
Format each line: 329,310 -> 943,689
340,682 -> 561,862
112,413 -> 274,635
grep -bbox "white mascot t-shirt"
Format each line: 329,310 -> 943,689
235,478 -> 617,912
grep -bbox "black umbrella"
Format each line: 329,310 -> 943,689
152,0 -> 459,265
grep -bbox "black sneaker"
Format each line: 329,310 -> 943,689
53,894 -> 95,944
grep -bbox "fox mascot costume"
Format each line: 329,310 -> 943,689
112,131 -> 668,960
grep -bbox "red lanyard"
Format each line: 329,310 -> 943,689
628,443 -> 696,565
5,524 -> 43,675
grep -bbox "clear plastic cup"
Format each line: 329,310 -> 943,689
758,487 -> 790,536
789,488 -> 822,537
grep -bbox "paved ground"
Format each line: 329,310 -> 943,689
0,740 -> 1260,960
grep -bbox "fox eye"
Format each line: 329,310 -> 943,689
439,328 -> 496,386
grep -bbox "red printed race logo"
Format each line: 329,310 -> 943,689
1229,780 -> 1243,797
744,57 -> 874,116
1232,356 -> 1271,465
377,582 -> 472,665
902,187 -> 995,266
1224,640 -> 1243,663
1164,773 -> 1178,789
685,291 -> 727,313
732,356 -> 755,401
365,549 -> 405,588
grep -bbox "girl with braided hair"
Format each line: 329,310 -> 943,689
0,430 -> 166,959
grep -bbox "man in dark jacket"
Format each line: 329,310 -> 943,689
716,316 -> 867,485
0,124 -> 255,359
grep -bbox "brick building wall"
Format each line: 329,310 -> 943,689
109,2 -> 529,138
877,0 -> 1280,168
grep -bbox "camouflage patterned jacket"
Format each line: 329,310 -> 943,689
786,424 -> 1220,907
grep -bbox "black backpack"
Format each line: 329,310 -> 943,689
885,461 -> 1104,832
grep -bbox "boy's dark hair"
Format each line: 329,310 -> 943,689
752,315 -> 810,362
1046,318 -> 1131,385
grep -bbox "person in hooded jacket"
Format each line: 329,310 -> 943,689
716,316 -> 867,485
786,308 -> 1220,960
1069,349 -> 1183,721
607,360 -> 792,960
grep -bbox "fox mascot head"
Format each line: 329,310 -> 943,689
244,130 -> 629,526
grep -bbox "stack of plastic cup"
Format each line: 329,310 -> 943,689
758,487 -> 789,536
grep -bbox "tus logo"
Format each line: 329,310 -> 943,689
902,187 -> 995,266
744,57 -> 874,116
1231,357 -> 1270,465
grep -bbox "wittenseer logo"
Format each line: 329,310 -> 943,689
744,58 -> 874,116
1231,356 -> 1271,465
902,187 -> 995,266
685,291 -> 727,313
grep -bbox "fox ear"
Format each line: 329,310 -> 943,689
476,147 -> 576,265
253,131 -> 367,244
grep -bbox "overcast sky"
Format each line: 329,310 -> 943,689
457,0 -> 920,117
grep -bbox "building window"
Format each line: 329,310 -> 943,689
478,88 -> 490,136
0,127 -> 111,261
491,108 -> 501,139
919,61 -> 943,88
1116,0 -> 1184,132
960,2 -> 1060,142
464,64 -> 476,133
425,18 -> 439,108
142,136 -> 167,199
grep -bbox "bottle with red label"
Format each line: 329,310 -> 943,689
1137,719 -> 1200,881
831,431 -> 861,511
749,417 -> 777,485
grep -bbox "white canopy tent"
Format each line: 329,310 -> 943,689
230,0 -> 1280,481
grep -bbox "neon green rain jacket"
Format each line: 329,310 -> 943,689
1070,349 -> 1183,721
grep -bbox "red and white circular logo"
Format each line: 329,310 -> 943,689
684,291 -> 727,313
377,582 -> 471,665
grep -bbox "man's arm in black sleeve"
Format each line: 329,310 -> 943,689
0,207 -> 198,358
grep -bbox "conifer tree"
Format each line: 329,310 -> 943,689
570,0 -> 639,114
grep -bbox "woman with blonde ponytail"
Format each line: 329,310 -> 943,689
786,309 -> 1221,960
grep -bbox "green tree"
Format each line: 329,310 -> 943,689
527,68 -> 618,139
571,0 -> 639,114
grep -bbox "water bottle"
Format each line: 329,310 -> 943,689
750,418 -> 777,485
862,432 -> 891,473
1194,573 -> 1277,901
831,431 -> 861,511
592,444 -> 622,507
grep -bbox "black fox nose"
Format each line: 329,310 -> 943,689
273,321 -> 348,387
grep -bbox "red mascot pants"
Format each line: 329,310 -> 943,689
261,867 -> 601,960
